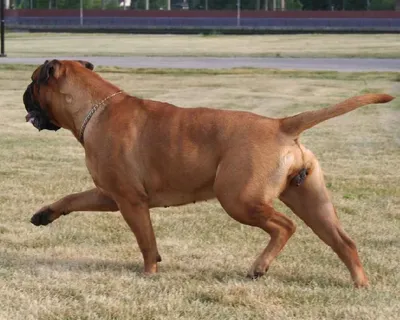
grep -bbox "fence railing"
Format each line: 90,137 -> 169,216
4,0 -> 400,11
5,9 -> 400,32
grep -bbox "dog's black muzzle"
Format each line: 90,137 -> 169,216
23,83 -> 60,131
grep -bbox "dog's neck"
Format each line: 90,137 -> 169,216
67,81 -> 123,144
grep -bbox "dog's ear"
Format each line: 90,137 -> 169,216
77,60 -> 95,71
38,59 -> 62,84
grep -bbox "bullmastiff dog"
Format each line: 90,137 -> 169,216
23,60 -> 394,288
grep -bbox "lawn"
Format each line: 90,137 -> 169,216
5,32 -> 400,58
0,64 -> 399,319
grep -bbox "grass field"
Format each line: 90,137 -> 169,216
5,32 -> 400,58
0,64 -> 399,319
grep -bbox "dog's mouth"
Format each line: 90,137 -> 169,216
23,83 -> 61,132
25,111 -> 42,130
25,112 -> 36,124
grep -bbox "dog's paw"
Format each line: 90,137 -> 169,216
31,208 -> 54,226
354,277 -> 370,289
246,265 -> 269,280
246,270 -> 265,280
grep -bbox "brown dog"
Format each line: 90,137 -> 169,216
24,60 -> 394,288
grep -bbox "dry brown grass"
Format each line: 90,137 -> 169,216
5,32 -> 400,58
0,65 -> 399,319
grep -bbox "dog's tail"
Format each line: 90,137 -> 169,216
280,93 -> 394,137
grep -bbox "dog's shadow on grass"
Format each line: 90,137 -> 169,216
0,250 -> 143,275
1,249 -> 249,283
270,269 -> 351,289
1,250 -> 351,288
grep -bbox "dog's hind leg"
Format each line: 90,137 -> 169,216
214,158 -> 296,279
30,188 -> 118,226
246,207 -> 297,278
279,151 -> 368,288
216,195 -> 296,278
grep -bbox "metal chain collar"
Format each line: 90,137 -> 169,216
78,90 -> 123,144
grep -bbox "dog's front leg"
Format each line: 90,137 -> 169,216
117,199 -> 160,275
30,188 -> 118,226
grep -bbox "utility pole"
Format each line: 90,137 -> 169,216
0,0 -> 6,57
237,0 -> 241,27
80,0 -> 83,26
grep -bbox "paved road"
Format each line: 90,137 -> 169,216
1,56 -> 399,72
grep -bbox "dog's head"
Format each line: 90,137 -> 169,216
23,59 -> 94,131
